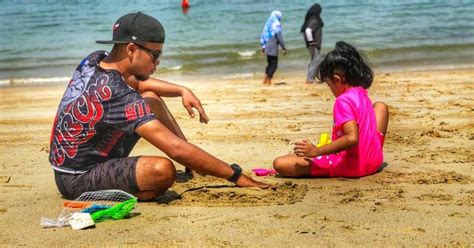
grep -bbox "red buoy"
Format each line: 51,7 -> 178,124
181,0 -> 190,8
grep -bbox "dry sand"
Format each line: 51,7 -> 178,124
0,68 -> 473,246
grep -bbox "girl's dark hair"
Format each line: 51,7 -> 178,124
316,41 -> 373,89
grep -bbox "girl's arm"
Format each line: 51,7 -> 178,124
305,27 -> 314,43
276,32 -> 287,54
294,120 -> 359,157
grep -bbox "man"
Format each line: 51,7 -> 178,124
49,12 -> 269,201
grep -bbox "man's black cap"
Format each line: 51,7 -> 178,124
96,12 -> 165,44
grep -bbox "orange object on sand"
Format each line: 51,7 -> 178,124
63,201 -> 90,209
181,0 -> 190,8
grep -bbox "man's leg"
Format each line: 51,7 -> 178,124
135,156 -> 176,201
54,156 -> 175,201
141,91 -> 192,174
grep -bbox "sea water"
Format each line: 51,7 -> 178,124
1,0 -> 473,85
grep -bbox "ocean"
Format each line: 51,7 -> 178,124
1,0 -> 473,85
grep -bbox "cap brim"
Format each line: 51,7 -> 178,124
96,40 -> 131,44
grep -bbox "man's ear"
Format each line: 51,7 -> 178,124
126,43 -> 136,57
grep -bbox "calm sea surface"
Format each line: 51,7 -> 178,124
1,0 -> 473,84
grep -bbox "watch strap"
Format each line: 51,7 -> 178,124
227,163 -> 242,183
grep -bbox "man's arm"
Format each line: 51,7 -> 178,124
138,77 -> 209,123
138,77 -> 185,97
136,119 -> 269,188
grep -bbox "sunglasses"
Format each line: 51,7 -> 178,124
134,43 -> 162,63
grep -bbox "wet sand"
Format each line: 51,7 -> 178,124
0,68 -> 473,246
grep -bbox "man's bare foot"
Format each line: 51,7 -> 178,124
235,174 -> 270,189
305,80 -> 315,84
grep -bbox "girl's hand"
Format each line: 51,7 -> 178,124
293,139 -> 318,158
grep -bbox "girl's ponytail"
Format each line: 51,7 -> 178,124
317,41 -> 373,89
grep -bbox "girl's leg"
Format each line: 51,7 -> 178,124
306,47 -> 321,83
273,154 -> 312,177
306,46 -> 315,83
264,56 -> 272,84
262,74 -> 270,85
373,101 -> 389,135
266,55 -> 278,85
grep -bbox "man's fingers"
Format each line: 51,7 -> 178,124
185,106 -> 195,118
196,105 -> 209,124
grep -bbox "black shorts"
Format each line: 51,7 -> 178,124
54,157 -> 140,200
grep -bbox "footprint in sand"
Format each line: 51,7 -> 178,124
375,170 -> 473,185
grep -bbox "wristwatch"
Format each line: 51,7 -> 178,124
227,163 -> 242,183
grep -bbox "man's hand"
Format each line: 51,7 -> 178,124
181,88 -> 209,124
235,174 -> 270,189
293,139 -> 318,158
282,49 -> 287,55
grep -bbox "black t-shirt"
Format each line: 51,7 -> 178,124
49,51 -> 155,174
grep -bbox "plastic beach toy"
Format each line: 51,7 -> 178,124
316,132 -> 331,147
252,168 -> 277,176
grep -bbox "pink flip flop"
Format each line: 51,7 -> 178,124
251,168 -> 277,176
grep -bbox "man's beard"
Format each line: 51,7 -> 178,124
134,74 -> 150,81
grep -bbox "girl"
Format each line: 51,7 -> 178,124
273,41 -> 389,178
260,10 -> 287,85
301,3 -> 324,84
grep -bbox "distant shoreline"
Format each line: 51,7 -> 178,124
1,62 -> 473,88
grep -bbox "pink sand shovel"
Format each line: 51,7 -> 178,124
251,168 -> 277,176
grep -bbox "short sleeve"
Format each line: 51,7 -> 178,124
102,85 -> 155,134
121,97 -> 156,132
333,97 -> 357,126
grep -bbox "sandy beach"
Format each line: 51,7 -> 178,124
0,68 -> 473,246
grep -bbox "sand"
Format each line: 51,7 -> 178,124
0,68 -> 473,246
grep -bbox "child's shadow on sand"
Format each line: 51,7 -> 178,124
378,162 -> 389,173
274,82 -> 287,86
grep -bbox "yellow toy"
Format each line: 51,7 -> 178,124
316,132 -> 332,147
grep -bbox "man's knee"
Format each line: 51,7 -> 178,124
150,158 -> 176,187
138,157 -> 176,189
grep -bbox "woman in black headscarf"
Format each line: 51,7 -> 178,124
301,3 -> 324,84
